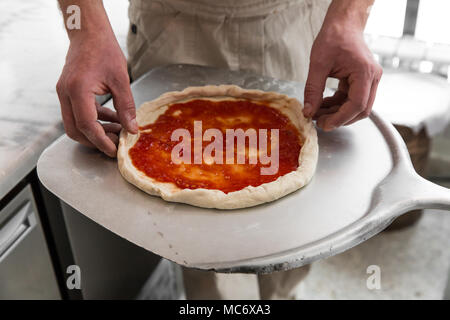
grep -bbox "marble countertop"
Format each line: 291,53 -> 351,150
0,0 -> 128,199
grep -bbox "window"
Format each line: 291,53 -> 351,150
364,0 -> 407,38
415,0 -> 450,44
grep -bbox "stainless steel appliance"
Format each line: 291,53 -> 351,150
0,185 -> 60,299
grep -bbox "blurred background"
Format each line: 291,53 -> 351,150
0,0 -> 449,300
366,0 -> 450,185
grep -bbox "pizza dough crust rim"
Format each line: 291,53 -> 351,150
118,85 -> 318,209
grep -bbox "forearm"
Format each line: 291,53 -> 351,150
57,0 -> 114,42
324,0 -> 375,32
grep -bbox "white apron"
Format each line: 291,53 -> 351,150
126,0 -> 331,300
127,0 -> 331,82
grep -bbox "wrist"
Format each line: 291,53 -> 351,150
323,0 -> 373,33
68,24 -> 114,46
59,0 -> 113,43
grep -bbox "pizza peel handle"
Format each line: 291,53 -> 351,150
367,166 -> 450,224
367,114 -> 450,223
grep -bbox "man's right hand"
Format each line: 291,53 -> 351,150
56,1 -> 138,157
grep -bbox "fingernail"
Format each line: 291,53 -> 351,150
106,149 -> 117,158
303,103 -> 312,116
130,118 -> 138,132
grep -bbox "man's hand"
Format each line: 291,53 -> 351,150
56,1 -> 137,157
303,0 -> 382,131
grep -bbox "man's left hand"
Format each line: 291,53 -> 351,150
303,1 -> 383,131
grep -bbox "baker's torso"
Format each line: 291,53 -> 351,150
127,0 -> 331,81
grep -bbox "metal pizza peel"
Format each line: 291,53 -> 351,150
37,64 -> 450,273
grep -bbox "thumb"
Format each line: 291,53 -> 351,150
303,63 -> 328,118
110,81 -> 138,134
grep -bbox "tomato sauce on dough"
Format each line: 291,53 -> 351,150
129,99 -> 302,193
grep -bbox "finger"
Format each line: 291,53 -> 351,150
102,122 -> 122,134
57,87 -> 94,148
96,102 -> 119,123
102,123 -> 121,148
344,109 -> 371,126
366,68 -> 382,111
69,91 -> 118,157
313,105 -> 340,119
106,132 -> 119,145
344,74 -> 381,126
320,80 -> 349,108
109,78 -> 138,134
303,59 -> 329,117
321,92 -> 346,109
318,75 -> 372,131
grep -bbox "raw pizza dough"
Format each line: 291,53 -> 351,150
118,85 -> 318,209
